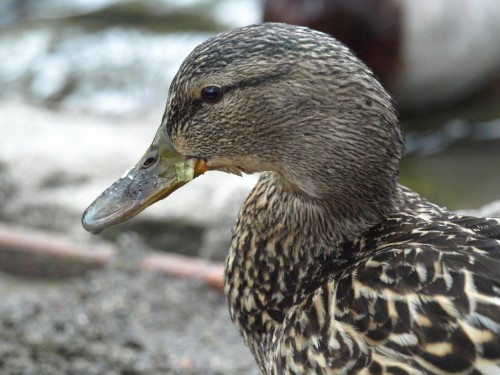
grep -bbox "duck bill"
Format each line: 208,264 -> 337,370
81,132 -> 208,234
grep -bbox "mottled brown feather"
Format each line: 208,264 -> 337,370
158,24 -> 500,374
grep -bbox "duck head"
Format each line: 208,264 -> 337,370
82,23 -> 403,236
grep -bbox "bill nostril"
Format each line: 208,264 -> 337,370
142,156 -> 156,168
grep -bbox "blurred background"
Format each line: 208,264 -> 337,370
0,0 -> 499,373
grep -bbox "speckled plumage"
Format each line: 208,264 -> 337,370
168,24 -> 500,374
227,179 -> 500,374
84,23 -> 500,374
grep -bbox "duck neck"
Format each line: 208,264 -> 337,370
224,171 -> 396,366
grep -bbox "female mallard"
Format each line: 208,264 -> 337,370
82,23 -> 500,374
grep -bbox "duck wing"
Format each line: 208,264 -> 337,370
449,215 -> 500,240
270,215 -> 500,374
398,185 -> 500,240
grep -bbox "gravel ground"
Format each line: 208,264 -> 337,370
0,235 -> 259,375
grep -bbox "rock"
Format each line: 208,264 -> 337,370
458,200 -> 500,218
0,235 -> 258,374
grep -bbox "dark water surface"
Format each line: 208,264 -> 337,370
401,89 -> 500,209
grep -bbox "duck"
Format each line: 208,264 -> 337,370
82,23 -> 500,374
263,0 -> 500,111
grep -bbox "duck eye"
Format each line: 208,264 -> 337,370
201,85 -> 222,104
